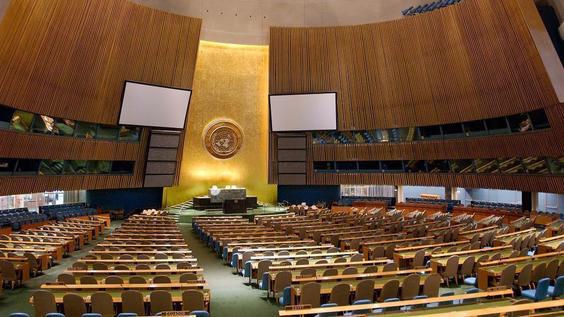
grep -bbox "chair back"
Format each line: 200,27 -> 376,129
499,264 -> 516,288
153,275 -> 171,283
378,279 -> 399,302
80,276 -> 98,284
400,274 -> 421,300
180,273 -> 198,282
57,273 -> 75,284
534,278 -> 550,300
323,268 -> 338,276
363,266 -> 378,274
105,276 -> 123,284
423,273 -> 441,297
1,260 -> 17,280
182,290 -> 205,312
413,249 -> 426,268
32,290 -> 57,317
342,267 -> 358,275
296,259 -> 309,265
274,271 -> 292,292
129,276 -> 147,284
257,260 -> 272,279
300,268 -> 316,277
91,291 -> 114,317
150,290 -> 173,314
532,262 -> 547,282
300,282 -> 321,308
354,279 -> 375,301
334,257 -> 347,263
545,258 -> 559,280
329,283 -> 351,306
372,246 -> 385,259
62,293 -> 87,317
121,290 -> 146,315
552,275 -> 564,298
93,263 -> 108,270
443,256 -> 459,277
459,256 -> 475,276
517,263 -> 533,287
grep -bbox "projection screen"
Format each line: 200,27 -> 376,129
119,81 -> 191,129
269,92 -> 337,132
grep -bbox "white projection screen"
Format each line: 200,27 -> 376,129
269,92 -> 337,132
119,81 -> 191,129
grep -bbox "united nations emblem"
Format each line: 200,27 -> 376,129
203,119 -> 243,159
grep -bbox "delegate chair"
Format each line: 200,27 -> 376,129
548,275 -> 564,298
58,273 -> 75,284
378,279 -> 399,302
522,278 -> 550,301
91,292 -> 115,317
63,293 -> 87,317
300,282 -> 321,308
121,290 -> 146,316
499,264 -> 517,289
516,263 -> 533,292
150,290 -> 173,314
423,273 -> 441,297
182,290 -> 205,312
354,279 -> 375,302
329,283 -> 351,306
32,290 -> 58,317
400,274 -> 421,300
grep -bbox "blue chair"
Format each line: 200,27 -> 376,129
190,311 -> 209,317
316,303 -> 338,317
548,276 -> 564,298
522,278 -> 550,301
279,287 -> 292,306
45,314 -> 65,317
9,313 -> 29,317
259,272 -> 269,290
438,291 -> 455,306
116,314 -> 137,317
82,314 -> 102,317
412,295 -> 428,309
344,299 -> 372,315
463,275 -> 477,286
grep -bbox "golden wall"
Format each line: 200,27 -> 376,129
164,41 -> 277,206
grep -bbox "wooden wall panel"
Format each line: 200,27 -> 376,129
312,172 -> 564,194
0,0 -> 201,195
269,0 -> 560,130
0,0 -> 201,124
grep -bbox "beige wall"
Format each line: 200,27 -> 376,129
163,41 -> 277,206
130,0 -> 432,44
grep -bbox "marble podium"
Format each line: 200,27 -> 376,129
209,187 -> 246,203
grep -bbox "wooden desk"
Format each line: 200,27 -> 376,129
537,234 -> 564,253
77,258 -> 197,265
0,247 -> 54,268
41,282 -> 206,291
0,256 -> 31,281
430,245 -> 514,273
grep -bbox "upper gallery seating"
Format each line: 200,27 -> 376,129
193,205 -> 563,317
0,208 -> 49,231
40,203 -> 97,221
28,211 -> 210,317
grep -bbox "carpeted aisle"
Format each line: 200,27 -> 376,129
179,224 -> 280,317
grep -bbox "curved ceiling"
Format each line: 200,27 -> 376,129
130,0 -> 430,45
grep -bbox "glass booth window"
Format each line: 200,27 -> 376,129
529,109 -> 550,129
522,157 -> 550,174
381,160 -> 404,172
10,110 -> 34,132
441,123 -> 464,139
546,157 -> 564,175
75,122 -> 97,139
427,160 -> 450,173
53,118 -> 75,136
417,125 -> 442,140
507,113 -> 531,133
119,126 -> 140,141
475,159 -> 500,174
485,117 -> 509,135
405,160 -> 427,173
14,159 -> 40,175
87,160 -> 111,174
463,120 -> 487,137
39,160 -> 65,175
31,115 -> 57,134
498,157 -> 525,174
451,159 -> 475,173
0,105 -> 15,129
110,161 -> 135,174
313,161 -> 335,171
358,161 -> 381,171
64,160 -> 88,175
0,158 -> 16,175
336,161 -> 358,171
97,125 -> 119,140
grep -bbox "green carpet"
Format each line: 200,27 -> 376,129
179,223 -> 280,317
